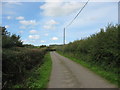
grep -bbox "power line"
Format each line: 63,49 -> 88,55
65,0 -> 89,28
63,0 -> 89,45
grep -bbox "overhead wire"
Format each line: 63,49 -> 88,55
65,0 -> 90,29
63,0 -> 89,45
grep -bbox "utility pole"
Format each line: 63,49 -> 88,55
62,0 -> 89,45
63,28 -> 65,45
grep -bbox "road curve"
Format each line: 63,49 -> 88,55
48,52 -> 117,88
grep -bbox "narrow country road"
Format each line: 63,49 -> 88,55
48,52 -> 117,88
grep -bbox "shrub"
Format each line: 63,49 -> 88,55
57,24 -> 119,72
2,47 -> 47,88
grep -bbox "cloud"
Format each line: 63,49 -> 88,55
6,16 -> 12,20
46,19 -> 58,25
16,16 -> 24,20
41,40 -> 46,43
22,39 -> 35,44
44,33 -> 48,36
5,25 -> 10,28
51,37 -> 58,40
43,19 -> 58,30
19,20 -> 37,26
18,30 -> 24,34
40,1 -> 84,17
28,35 -> 40,39
22,39 -> 29,44
68,3 -> 117,28
6,2 -> 22,5
2,0 -> 119,2
2,2 -> 22,15
19,26 -> 26,29
29,30 -> 38,34
43,25 -> 53,30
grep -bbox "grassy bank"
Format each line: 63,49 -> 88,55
57,51 -> 119,87
13,52 -> 52,88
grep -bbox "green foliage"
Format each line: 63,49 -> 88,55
40,45 -> 47,48
58,51 -> 119,87
25,53 -> 52,88
1,26 -> 23,48
13,53 -> 52,88
0,27 -> 50,88
2,47 -> 47,88
23,44 -> 35,48
2,26 -> 49,88
57,24 -> 119,86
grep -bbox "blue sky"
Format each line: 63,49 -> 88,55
1,1 -> 118,46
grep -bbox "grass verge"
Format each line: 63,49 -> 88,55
57,51 -> 119,87
13,52 -> 52,88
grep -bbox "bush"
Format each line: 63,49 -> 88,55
1,27 -> 47,88
57,24 -> 119,73
2,47 -> 47,88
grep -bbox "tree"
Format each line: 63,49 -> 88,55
1,26 -> 23,48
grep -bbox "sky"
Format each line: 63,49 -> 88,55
1,0 -> 118,46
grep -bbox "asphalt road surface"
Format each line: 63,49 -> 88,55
48,52 -> 117,88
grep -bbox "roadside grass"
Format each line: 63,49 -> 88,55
57,51 -> 119,87
13,52 -> 52,88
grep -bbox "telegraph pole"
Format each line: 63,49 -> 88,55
63,0 -> 89,45
63,28 -> 65,45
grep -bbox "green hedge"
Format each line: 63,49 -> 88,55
2,47 -> 47,88
57,24 -> 119,73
